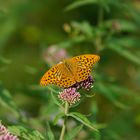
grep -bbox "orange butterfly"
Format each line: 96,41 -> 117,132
40,54 -> 100,88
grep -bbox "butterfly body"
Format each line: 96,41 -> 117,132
40,54 -> 100,88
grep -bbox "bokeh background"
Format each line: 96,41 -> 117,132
0,0 -> 140,140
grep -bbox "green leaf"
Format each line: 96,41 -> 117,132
58,36 -> 86,48
53,112 -> 65,125
71,21 -> 94,37
65,0 -> 97,11
50,91 -> 62,107
108,84 -> 135,96
45,123 -> 55,140
105,129 -> 122,140
0,56 -> 12,64
8,125 -> 44,140
108,84 -> 140,106
98,0 -> 110,12
24,65 -> 38,75
96,82 -> 128,109
107,43 -> 140,65
65,125 -> 83,140
104,19 -> 137,32
48,85 -> 60,94
0,20 -> 16,47
118,20 -> 137,32
67,112 -> 98,132
0,85 -> 20,117
29,85 -> 58,94
30,84 -> 62,107
106,37 -> 140,48
94,123 -> 107,129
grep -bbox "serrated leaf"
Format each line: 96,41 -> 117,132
65,125 -> 83,140
65,0 -> 97,11
67,112 -> 98,132
53,112 -> 65,125
8,125 -> 44,140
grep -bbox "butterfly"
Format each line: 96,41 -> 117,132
40,54 -> 100,88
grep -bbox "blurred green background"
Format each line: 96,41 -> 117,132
0,0 -> 140,140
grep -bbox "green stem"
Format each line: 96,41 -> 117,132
95,2 -> 104,52
98,2 -> 103,27
59,102 -> 69,140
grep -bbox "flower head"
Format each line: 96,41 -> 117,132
80,76 -> 95,90
111,20 -> 121,31
41,45 -> 68,65
58,87 -> 81,105
58,76 -> 95,105
0,125 -> 7,135
72,75 -> 95,90
0,124 -> 19,140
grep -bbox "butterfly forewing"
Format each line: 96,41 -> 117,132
70,54 -> 100,82
40,62 -> 76,88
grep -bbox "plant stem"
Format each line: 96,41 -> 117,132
95,2 -> 104,52
98,3 -> 103,27
59,102 -> 69,140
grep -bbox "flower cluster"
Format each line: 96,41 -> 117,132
58,88 -> 81,105
58,76 -> 94,105
0,124 -> 19,140
41,45 -> 68,65
73,76 -> 95,90
111,20 -> 121,31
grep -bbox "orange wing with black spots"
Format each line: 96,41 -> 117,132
40,54 -> 100,88
40,62 -> 76,88
70,54 -> 100,82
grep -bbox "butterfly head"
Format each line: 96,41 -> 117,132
62,59 -> 71,70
